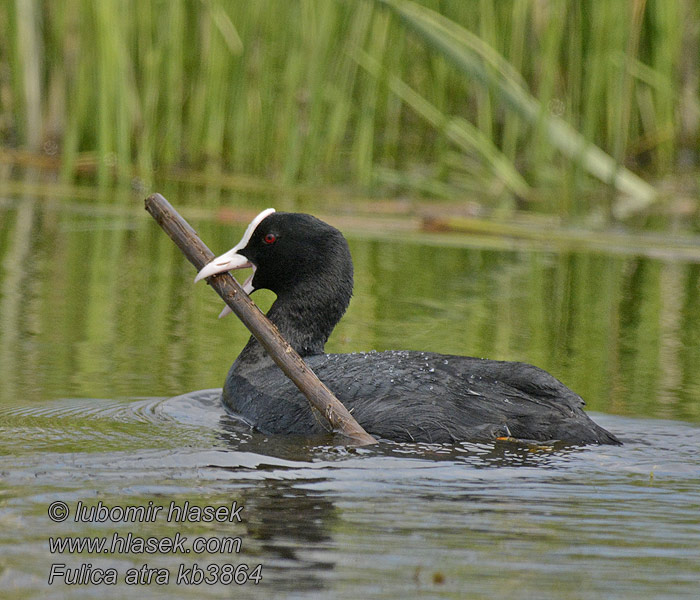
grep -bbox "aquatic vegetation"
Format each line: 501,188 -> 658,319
0,0 -> 697,217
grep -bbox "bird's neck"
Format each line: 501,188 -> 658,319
234,284 -> 350,369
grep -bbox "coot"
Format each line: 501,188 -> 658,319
195,209 -> 620,445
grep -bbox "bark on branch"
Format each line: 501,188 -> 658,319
145,193 -> 377,446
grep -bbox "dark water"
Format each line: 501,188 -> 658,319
1,196 -> 699,598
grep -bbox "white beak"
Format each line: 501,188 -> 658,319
193,249 -> 252,283
194,208 -> 275,318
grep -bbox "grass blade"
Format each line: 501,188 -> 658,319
377,0 -> 658,215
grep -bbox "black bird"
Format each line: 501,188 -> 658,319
195,209 -> 620,446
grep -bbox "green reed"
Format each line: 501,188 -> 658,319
0,0 -> 696,218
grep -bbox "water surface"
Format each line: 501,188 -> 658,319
1,196 -> 699,598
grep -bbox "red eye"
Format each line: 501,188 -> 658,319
263,233 -> 277,245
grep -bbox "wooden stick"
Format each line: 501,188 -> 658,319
145,193 -> 378,446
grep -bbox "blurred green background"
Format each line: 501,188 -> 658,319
1,0 -> 698,222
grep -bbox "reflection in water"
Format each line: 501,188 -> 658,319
215,411 -> 336,595
0,393 -> 699,599
1,201 -> 699,424
237,479 -> 336,594
680,263 -> 700,420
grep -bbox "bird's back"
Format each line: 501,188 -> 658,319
223,350 -> 621,445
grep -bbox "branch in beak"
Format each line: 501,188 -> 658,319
217,269 -> 256,319
194,208 -> 274,283
194,250 -> 251,283
193,207 -> 274,317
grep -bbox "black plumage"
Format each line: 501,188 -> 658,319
199,211 -> 621,446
